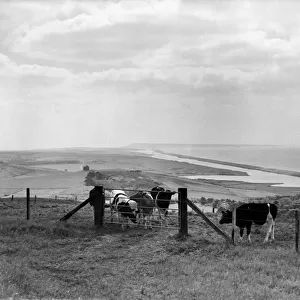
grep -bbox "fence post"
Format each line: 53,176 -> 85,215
93,186 -> 105,228
178,188 -> 188,237
232,205 -> 237,245
296,210 -> 299,253
34,195 -> 37,203
26,188 -> 30,220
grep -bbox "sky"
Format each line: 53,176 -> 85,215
1,0 -> 300,150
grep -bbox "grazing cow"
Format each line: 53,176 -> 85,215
219,203 -> 278,243
130,191 -> 155,229
150,186 -> 176,227
110,190 -> 138,230
107,189 -> 126,221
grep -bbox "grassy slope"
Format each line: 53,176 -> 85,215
1,198 -> 300,300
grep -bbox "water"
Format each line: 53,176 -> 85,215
136,147 -> 300,188
146,144 -> 300,172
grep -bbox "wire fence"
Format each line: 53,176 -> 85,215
103,188 -> 179,229
0,186 -> 182,230
0,187 -> 91,201
1,186 -> 299,250
0,186 -> 202,233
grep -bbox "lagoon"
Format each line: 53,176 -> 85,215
138,149 -> 300,188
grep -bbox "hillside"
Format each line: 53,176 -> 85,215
0,195 -> 300,299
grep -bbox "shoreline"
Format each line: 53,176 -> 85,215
152,149 -> 300,178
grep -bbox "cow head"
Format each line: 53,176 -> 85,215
150,186 -> 165,199
219,210 -> 233,224
165,189 -> 176,196
151,186 -> 165,192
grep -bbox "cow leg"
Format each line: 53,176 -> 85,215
139,209 -> 144,226
246,225 -> 252,243
117,212 -> 122,227
142,214 -> 147,229
149,212 -> 153,230
137,209 -> 144,228
120,216 -> 125,231
154,208 -> 158,221
160,212 -> 166,227
239,228 -> 244,241
271,221 -> 275,240
110,207 -> 113,222
157,208 -> 163,227
119,212 -> 128,231
165,212 -> 169,227
126,217 -> 130,229
159,210 -> 163,226
137,210 -> 142,225
110,202 -> 114,222
154,200 -> 161,222
156,206 -> 164,227
144,214 -> 149,229
264,217 -> 274,243
142,210 -> 148,229
145,214 -> 152,230
128,212 -> 137,227
145,215 -> 149,229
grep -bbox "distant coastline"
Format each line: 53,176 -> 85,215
154,150 -> 300,178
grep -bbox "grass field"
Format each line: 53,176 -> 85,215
1,196 -> 300,300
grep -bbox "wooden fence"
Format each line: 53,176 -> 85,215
58,186 -> 232,244
8,186 -> 300,250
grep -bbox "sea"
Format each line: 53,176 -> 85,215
135,144 -> 300,188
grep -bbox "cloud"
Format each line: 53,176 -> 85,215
0,53 -> 71,79
3,0 -> 300,149
0,53 -> 11,64
9,0 -> 180,53
19,20 -> 173,70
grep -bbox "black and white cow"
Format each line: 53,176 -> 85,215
150,186 -> 176,227
219,203 -> 278,242
130,191 -> 154,229
110,190 -> 138,230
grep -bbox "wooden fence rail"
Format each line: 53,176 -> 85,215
27,186 -> 300,250
186,198 -> 232,244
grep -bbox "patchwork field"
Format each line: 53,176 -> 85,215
2,147 -> 300,201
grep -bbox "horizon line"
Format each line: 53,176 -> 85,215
0,143 -> 299,152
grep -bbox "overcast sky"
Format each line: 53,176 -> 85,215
1,0 -> 300,150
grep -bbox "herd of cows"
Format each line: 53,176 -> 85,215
109,186 -> 176,229
89,186 -> 278,243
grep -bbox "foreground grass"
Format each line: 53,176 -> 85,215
1,198 -> 300,300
